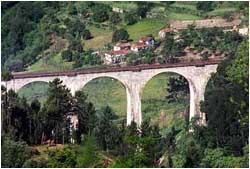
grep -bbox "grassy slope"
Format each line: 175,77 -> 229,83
168,13 -> 203,21
126,19 -> 167,41
82,78 -> 127,118
207,7 -> 237,16
18,82 -> 49,104
84,25 -> 113,49
168,1 -> 203,21
142,73 -> 189,134
26,53 -> 74,73
171,2 -> 197,11
85,18 -> 167,50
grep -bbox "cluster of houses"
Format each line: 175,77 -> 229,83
98,18 -> 248,65
104,37 -> 155,64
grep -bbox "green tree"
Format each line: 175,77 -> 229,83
226,41 -> 249,92
43,78 -> 72,144
109,12 -> 121,25
114,121 -> 163,167
166,75 -> 189,102
200,148 -> 248,168
82,50 -> 102,65
66,19 -> 91,40
68,38 -> 84,53
94,106 -> 120,152
1,137 -> 32,168
61,50 -> 73,62
73,91 -> 96,141
22,158 -> 49,168
225,41 -> 249,132
76,134 -> 99,167
126,53 -> 141,66
136,2 -> 153,18
1,88 -> 31,142
112,28 -> 129,43
68,4 -> 77,15
124,12 -> 138,25
200,41 -> 249,156
82,29 -> 92,40
142,49 -> 155,64
91,4 -> 111,22
1,71 -> 13,81
162,34 -> 181,63
196,1 -> 215,12
48,147 -> 77,168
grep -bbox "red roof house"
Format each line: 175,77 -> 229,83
131,42 -> 148,52
114,42 -> 131,51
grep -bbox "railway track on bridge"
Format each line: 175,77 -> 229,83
12,59 -> 223,79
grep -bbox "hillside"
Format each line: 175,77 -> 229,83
1,1 -> 249,168
2,1 -> 247,73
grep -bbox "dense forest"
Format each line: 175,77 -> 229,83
1,1 -> 249,168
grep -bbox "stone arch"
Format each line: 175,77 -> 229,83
140,70 -> 194,97
74,75 -> 131,123
17,81 -> 50,103
9,78 -> 52,92
82,75 -> 129,91
17,80 -> 49,91
65,74 -> 130,95
140,70 -> 194,124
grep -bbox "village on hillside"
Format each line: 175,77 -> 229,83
2,1 -> 249,73
95,18 -> 248,65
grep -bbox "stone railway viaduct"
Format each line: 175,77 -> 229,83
2,60 -> 221,125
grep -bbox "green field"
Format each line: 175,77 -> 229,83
26,53 -> 74,73
168,12 -> 203,21
18,73 -> 189,133
170,2 -> 197,11
84,25 -> 113,49
207,7 -> 237,16
142,73 -> 189,134
126,19 -> 167,41
82,78 -> 127,118
18,82 -> 49,104
85,18 -> 167,48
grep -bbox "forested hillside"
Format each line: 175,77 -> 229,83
2,1 -> 248,72
1,1 -> 249,168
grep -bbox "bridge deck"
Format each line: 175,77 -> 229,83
12,59 -> 223,79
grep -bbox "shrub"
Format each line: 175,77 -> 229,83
112,28 -> 129,43
82,29 -> 92,40
48,147 -> 77,168
76,135 -> 99,167
92,4 -> 111,22
61,50 -> 73,62
196,2 -> 215,12
1,137 -> 32,168
201,148 -> 248,168
124,12 -> 138,25
22,158 -> 48,168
